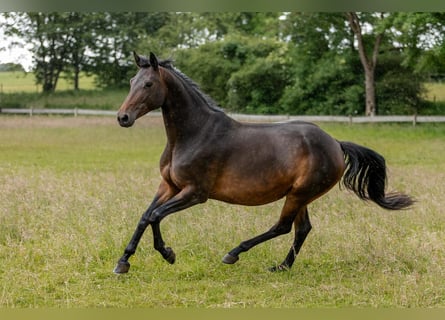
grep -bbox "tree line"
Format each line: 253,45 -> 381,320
2,12 -> 445,115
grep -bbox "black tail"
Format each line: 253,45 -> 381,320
339,141 -> 414,210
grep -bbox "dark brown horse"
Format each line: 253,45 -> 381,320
114,52 -> 414,274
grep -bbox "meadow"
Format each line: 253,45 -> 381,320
0,115 -> 444,307
0,71 -> 96,93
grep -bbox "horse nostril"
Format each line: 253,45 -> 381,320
118,113 -> 129,124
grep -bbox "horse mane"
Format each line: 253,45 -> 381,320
157,59 -> 224,113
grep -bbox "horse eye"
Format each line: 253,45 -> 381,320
144,81 -> 153,88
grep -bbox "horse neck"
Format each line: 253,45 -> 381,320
160,71 -> 215,145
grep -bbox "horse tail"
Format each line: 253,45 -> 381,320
339,141 -> 414,210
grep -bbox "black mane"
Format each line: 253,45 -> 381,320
158,59 -> 224,113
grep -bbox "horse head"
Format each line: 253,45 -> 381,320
117,52 -> 167,127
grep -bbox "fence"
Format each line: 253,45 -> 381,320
1,107 -> 445,125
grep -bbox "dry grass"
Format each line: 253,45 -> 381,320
0,115 -> 444,307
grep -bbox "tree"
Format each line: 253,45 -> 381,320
280,13 -> 364,115
168,14 -> 288,112
2,13 -> 70,92
392,13 -> 445,77
0,63 -> 25,72
63,12 -> 92,90
346,12 -> 386,116
1,12 -> 171,91
280,12 -> 426,116
225,36 -> 292,113
2,12 -> 94,92
88,12 -> 170,88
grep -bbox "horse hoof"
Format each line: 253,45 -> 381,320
269,264 -> 289,272
164,247 -> 176,264
222,253 -> 239,264
113,261 -> 130,274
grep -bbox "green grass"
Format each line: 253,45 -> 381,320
424,82 -> 445,101
0,71 -> 128,110
0,71 -> 97,93
0,116 -> 444,307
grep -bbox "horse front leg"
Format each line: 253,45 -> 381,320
147,186 -> 207,264
113,195 -> 162,274
113,180 -> 178,274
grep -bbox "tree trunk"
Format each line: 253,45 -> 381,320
364,67 -> 376,116
346,12 -> 383,116
74,64 -> 80,90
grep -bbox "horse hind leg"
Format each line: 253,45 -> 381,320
151,222 -> 176,264
222,196 -> 304,270
269,206 -> 311,272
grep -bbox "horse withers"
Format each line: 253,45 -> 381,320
114,52 -> 414,274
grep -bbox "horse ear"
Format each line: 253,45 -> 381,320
133,51 -> 142,68
149,52 -> 159,71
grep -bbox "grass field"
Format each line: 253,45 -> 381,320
0,71 -> 128,110
0,115 -> 444,307
0,71 -> 96,93
424,82 -> 445,101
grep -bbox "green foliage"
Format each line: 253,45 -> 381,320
375,53 -> 425,115
279,48 -> 425,116
227,47 -> 292,113
2,12 -> 445,115
174,35 -> 292,113
88,12 -> 171,89
0,63 -> 24,72
279,51 -> 364,115
173,42 -> 239,107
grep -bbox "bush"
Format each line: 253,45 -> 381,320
375,53 -> 425,115
175,35 -> 291,113
227,51 -> 292,114
279,51 -> 364,115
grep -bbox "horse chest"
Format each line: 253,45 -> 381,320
162,147 -> 216,190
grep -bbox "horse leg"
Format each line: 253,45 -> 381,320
222,195 -> 302,267
113,195 -> 162,274
113,180 -> 178,274
150,222 -> 176,264
147,186 -> 207,263
269,206 -> 311,272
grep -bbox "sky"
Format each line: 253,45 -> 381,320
0,45 -> 33,71
0,17 -> 33,71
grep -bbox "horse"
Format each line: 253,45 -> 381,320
113,51 -> 414,274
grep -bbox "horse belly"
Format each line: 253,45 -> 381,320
209,168 -> 294,206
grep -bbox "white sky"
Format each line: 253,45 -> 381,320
0,17 -> 34,71
0,45 -> 34,71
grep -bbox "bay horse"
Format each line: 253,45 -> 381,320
114,52 -> 414,274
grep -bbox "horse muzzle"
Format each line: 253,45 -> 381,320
117,111 -> 136,128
